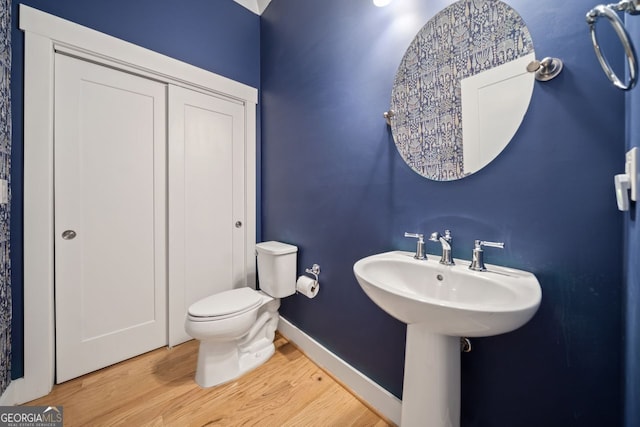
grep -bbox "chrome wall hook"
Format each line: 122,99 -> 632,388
383,110 -> 395,125
527,57 -> 564,81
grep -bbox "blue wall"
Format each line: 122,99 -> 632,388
10,0 -> 260,378
625,14 -> 640,427
261,0 -> 625,425
8,0 -> 631,424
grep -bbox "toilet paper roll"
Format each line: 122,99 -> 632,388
296,275 -> 319,298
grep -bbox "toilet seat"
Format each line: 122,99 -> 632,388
188,288 -> 262,322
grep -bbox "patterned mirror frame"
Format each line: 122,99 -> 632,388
390,0 -> 534,181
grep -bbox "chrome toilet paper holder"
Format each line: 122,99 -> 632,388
304,264 -> 321,284
296,264 -> 321,298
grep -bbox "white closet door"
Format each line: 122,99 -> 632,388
168,85 -> 246,346
54,54 -> 167,383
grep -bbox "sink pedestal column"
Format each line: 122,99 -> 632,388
402,323 -> 460,427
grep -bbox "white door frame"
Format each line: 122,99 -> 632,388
16,5 -> 257,403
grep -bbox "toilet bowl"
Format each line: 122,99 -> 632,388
184,241 -> 298,388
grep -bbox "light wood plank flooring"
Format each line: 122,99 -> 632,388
28,334 -> 393,426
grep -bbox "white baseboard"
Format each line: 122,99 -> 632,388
0,379 -> 21,406
277,316 -> 402,425
0,378 -> 42,406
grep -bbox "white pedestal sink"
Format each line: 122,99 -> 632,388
353,251 -> 541,427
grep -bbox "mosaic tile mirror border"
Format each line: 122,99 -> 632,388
390,0 -> 534,181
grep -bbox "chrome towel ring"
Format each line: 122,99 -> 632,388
586,0 -> 640,91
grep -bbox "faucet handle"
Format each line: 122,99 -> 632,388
404,232 -> 426,260
469,240 -> 505,271
476,240 -> 504,249
404,232 -> 424,241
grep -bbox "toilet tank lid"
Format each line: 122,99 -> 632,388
256,241 -> 298,255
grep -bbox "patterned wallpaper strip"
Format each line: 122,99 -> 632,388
0,0 -> 11,396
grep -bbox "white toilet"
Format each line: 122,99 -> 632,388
185,241 -> 298,388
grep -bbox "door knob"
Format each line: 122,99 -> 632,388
61,230 -> 77,240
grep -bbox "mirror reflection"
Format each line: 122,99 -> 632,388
389,0 -> 535,181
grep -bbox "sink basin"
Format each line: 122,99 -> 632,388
354,250 -> 542,426
353,251 -> 541,336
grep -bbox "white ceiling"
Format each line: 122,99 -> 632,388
233,0 -> 272,15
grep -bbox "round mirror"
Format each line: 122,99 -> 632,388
389,0 -> 535,181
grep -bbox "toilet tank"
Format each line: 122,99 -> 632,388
256,241 -> 298,298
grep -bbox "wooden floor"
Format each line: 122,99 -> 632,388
28,334 -> 393,426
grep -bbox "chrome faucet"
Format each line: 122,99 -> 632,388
404,232 -> 426,260
429,230 -> 454,265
